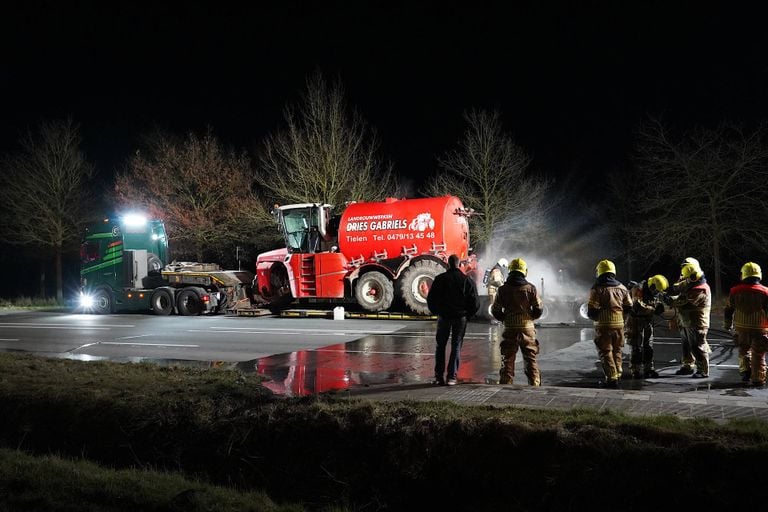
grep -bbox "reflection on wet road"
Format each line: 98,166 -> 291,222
248,320 -> 742,397
250,322 -> 592,396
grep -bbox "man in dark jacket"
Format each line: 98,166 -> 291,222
427,254 -> 480,386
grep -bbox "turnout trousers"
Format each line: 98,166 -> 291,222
736,331 -> 768,385
627,316 -> 655,374
594,327 -> 624,383
680,327 -> 711,376
499,328 -> 540,386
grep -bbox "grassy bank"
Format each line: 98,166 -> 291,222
1,352 -> 767,511
0,447 -> 303,512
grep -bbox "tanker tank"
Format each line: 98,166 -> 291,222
337,196 -> 470,262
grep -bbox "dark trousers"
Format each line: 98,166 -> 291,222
435,315 -> 468,381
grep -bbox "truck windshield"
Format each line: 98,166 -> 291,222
281,207 -> 320,252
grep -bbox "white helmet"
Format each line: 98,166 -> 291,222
497,258 -> 509,268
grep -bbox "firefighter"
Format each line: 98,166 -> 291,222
626,275 -> 668,379
491,258 -> 543,386
485,258 -> 508,324
724,262 -> 768,387
587,259 -> 633,388
672,261 -> 712,377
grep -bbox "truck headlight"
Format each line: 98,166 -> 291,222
79,293 -> 94,309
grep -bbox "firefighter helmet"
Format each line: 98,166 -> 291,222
741,262 -> 762,280
595,259 -> 616,277
647,274 -> 669,292
508,258 -> 527,276
682,257 -> 700,269
680,262 -> 702,281
497,258 -> 509,269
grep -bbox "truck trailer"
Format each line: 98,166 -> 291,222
78,215 -> 253,315
254,195 -> 478,315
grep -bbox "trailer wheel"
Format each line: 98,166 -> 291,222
355,271 -> 394,312
176,288 -> 202,316
151,289 -> 173,316
92,289 -> 112,315
397,260 -> 444,315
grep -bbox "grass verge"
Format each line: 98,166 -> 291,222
1,352 -> 767,510
0,447 -> 304,512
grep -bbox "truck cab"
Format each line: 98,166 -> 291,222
80,215 -> 169,313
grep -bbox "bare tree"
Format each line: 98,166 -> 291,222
0,119 -> 95,302
633,118 -> 768,297
256,72 -> 400,206
115,128 -> 274,262
422,109 -> 551,251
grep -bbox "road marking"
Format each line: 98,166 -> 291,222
116,334 -> 152,340
101,342 -> 199,348
0,325 -> 111,330
315,348 -> 432,356
190,329 -> 371,336
207,327 -> 394,334
194,329 -> 487,340
0,323 -> 134,328
72,341 -> 199,350
0,338 -> 20,342
655,336 -> 731,342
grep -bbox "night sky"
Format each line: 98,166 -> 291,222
4,2 -> 767,190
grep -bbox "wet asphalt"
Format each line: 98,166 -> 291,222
249,314 -> 768,422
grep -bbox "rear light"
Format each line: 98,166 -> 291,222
202,295 -> 210,303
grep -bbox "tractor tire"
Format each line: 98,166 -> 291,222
397,259 -> 444,315
92,289 -> 112,315
176,288 -> 203,316
151,289 -> 173,316
355,271 -> 394,312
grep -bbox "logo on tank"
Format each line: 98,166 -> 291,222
408,213 -> 435,232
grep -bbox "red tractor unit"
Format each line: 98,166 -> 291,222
255,196 -> 477,315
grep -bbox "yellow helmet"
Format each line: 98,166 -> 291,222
682,257 -> 700,269
595,259 -> 616,277
741,262 -> 762,280
680,262 -> 702,281
508,258 -> 527,276
647,274 -> 669,292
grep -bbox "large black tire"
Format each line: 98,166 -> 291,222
91,289 -> 112,315
397,260 -> 444,315
355,271 -> 394,312
151,289 -> 173,316
176,288 -> 203,316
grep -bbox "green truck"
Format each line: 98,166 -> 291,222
78,215 -> 253,315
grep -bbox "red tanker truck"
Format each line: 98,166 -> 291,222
254,196 -> 478,315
